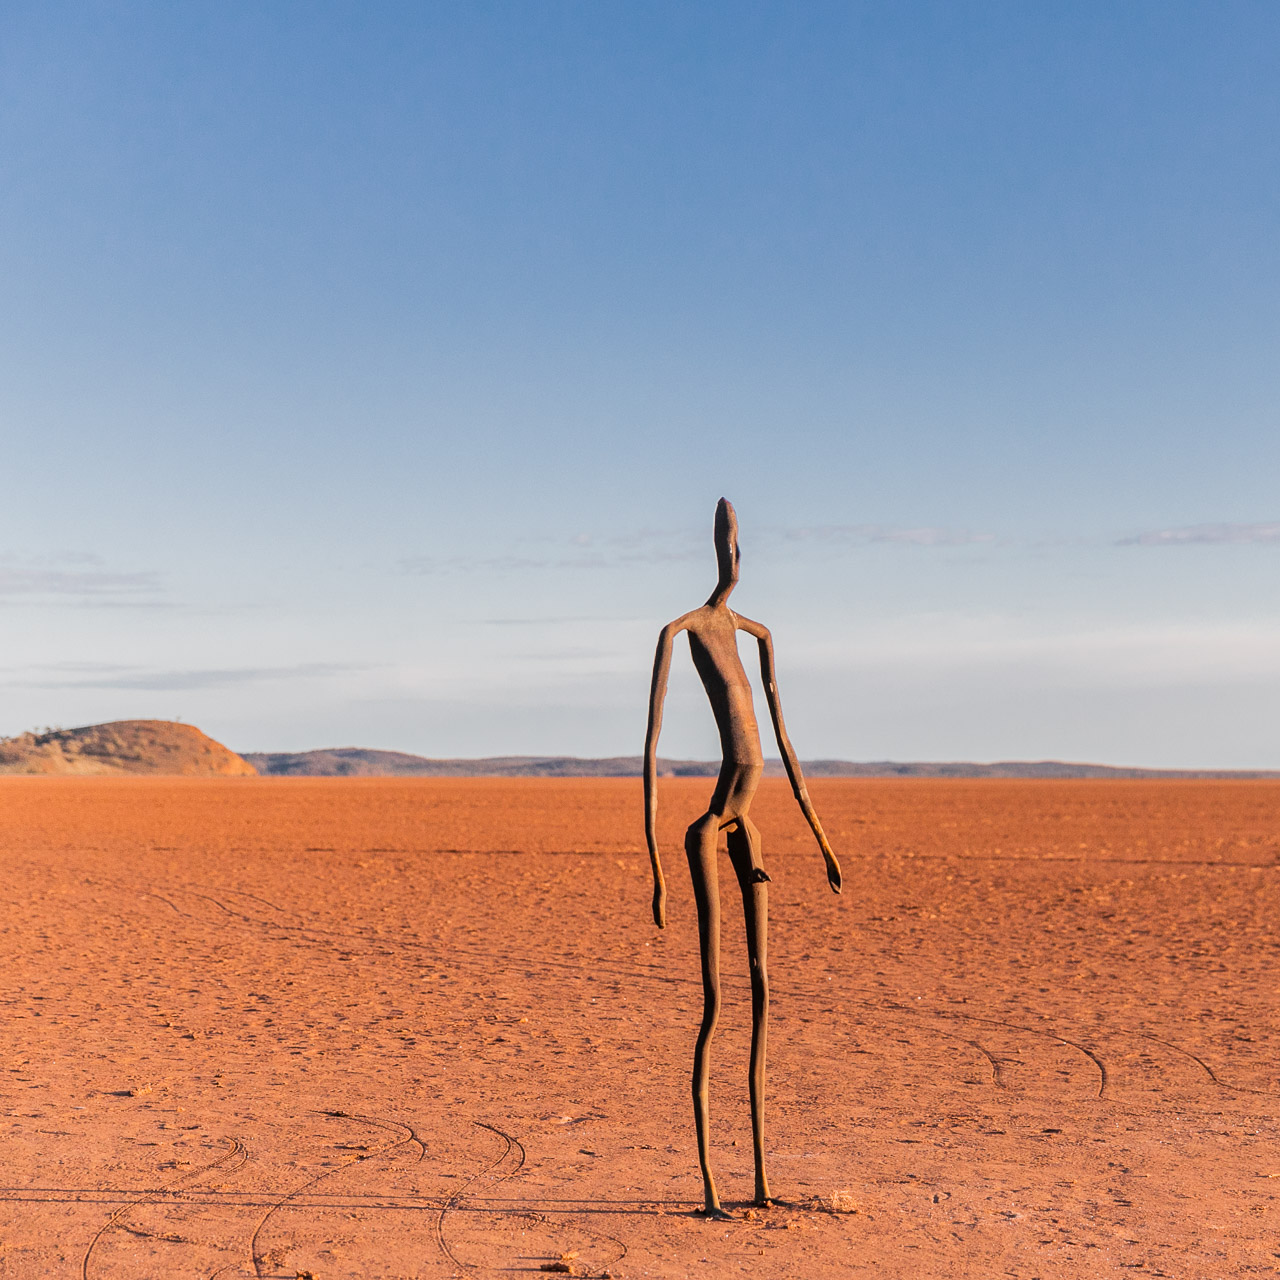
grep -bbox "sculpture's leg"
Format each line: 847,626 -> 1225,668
685,812 -> 731,1219
727,816 -> 771,1206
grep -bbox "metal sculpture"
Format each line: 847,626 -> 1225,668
644,498 -> 842,1218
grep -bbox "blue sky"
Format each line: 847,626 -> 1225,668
3,2 -> 1279,765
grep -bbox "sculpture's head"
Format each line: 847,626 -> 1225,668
713,497 -> 740,599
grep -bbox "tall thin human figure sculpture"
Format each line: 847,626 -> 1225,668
644,498 -> 843,1219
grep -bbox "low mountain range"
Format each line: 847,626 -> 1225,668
3,722 -> 1275,780
243,746 -> 1280,780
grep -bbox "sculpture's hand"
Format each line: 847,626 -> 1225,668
652,879 -> 667,929
825,853 -> 842,895
809,825 -> 843,895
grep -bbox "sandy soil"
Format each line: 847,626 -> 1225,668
1,776 -> 1278,1279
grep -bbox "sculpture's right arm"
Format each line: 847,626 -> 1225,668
644,622 -> 679,929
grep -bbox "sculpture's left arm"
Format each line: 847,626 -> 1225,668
737,614 -> 842,894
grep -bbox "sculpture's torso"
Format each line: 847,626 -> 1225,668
682,604 -> 764,768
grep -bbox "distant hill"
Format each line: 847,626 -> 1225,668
240,749 -> 722,778
0,720 -> 257,777
242,747 -> 1280,780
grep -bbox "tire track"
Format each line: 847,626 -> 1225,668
248,1110 -> 420,1279
1134,1031 -> 1280,1098
161,846 -> 1280,871
149,878 -> 1280,1112
435,1122 -> 628,1275
150,876 -> 1121,1104
929,1009 -> 1110,1098
144,879 -> 695,992
941,1032 -> 1006,1089
435,1121 -> 526,1271
80,1137 -> 246,1280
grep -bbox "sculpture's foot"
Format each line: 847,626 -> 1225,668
694,1204 -> 736,1221
753,1195 -> 775,1208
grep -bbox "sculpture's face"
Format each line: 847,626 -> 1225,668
714,498 -> 740,593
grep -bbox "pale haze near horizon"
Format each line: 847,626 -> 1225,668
3,2 -> 1279,769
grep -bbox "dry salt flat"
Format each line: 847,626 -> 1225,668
1,776 -> 1278,1278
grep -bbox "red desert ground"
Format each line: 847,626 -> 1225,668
1,721 -> 1278,1277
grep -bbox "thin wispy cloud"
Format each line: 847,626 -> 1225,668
475,615 -> 641,626
400,534 -> 702,575
564,527 -> 697,552
0,552 -> 164,600
562,546 -> 703,568
564,523 -> 1000,552
0,567 -> 163,597
1119,522 -> 1280,547
400,554 -> 548,575
401,522 -> 996,575
775,524 -> 1000,548
0,662 -> 364,692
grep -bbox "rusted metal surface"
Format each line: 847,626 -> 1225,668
644,498 -> 842,1217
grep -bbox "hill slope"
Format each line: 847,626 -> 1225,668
0,721 -> 257,777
